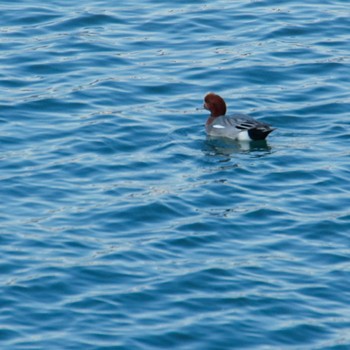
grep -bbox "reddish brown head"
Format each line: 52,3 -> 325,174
204,93 -> 227,118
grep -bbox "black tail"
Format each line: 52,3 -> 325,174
248,127 -> 275,141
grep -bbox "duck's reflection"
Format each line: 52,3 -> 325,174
203,136 -> 272,158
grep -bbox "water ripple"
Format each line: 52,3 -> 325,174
1,0 -> 350,349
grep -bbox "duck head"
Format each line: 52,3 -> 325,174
204,93 -> 227,118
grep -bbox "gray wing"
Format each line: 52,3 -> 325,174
208,113 -> 274,139
222,113 -> 272,130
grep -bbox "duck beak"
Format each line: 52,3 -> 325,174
203,103 -> 209,110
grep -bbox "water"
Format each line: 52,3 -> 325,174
1,0 -> 350,349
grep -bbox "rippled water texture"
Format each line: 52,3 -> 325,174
1,0 -> 350,349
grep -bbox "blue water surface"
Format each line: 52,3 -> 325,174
1,0 -> 350,349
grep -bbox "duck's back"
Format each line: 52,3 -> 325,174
206,113 -> 274,141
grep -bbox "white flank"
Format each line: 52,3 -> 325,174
237,130 -> 252,141
212,124 -> 226,129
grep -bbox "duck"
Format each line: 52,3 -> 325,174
203,93 -> 275,141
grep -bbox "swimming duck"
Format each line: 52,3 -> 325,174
204,93 -> 275,141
